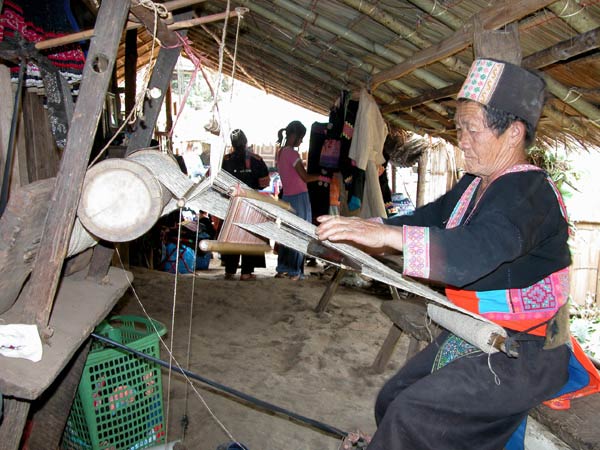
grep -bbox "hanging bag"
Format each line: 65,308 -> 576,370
319,139 -> 341,169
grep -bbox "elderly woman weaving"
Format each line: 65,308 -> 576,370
316,59 -> 600,450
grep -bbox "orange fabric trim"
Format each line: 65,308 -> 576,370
544,338 -> 600,410
445,287 -> 479,313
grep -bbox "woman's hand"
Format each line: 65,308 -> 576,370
315,215 -> 403,254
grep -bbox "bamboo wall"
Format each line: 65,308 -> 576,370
570,221 -> 600,307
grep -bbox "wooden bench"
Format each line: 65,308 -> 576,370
370,293 -> 439,373
374,296 -> 600,450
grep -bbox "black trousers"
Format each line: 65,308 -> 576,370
222,253 -> 265,275
368,331 -> 570,450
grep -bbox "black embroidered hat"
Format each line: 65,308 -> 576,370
457,58 -> 546,130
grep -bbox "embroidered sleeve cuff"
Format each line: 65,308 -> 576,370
402,225 -> 430,279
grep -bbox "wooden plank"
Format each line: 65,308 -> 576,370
20,0 -> 130,331
0,179 -> 55,315
531,395 -> 600,450
26,340 -> 92,450
0,267 -> 132,400
22,91 -> 60,182
126,12 -> 192,153
0,397 -> 30,450
370,0 -> 556,90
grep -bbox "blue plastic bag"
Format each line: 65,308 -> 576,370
161,243 -> 196,274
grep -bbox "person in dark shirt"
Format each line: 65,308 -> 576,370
221,129 -> 270,280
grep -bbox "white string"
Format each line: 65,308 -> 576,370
487,336 -> 501,385
114,247 -> 240,445
181,213 -> 202,439
164,208 -> 184,445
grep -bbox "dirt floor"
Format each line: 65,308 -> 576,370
111,253 -> 407,450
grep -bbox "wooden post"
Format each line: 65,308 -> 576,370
126,12 -> 192,154
473,20 -> 521,63
416,148 -> 429,207
125,28 -> 138,118
595,253 -> 600,308
20,0 -> 131,331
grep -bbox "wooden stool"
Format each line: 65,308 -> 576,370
371,294 -> 440,373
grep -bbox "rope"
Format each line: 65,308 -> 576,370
181,213 -> 203,440
164,208 -> 184,445
168,34 -> 203,138
562,88 -> 583,104
228,8 -> 244,103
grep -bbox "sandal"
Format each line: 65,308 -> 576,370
240,274 -> 256,281
224,273 -> 236,280
274,272 -> 288,278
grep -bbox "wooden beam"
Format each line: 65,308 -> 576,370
126,12 -> 192,154
20,0 -> 130,331
381,83 -> 461,114
382,26 -> 600,114
370,0 -> 556,90
523,26 -> 600,69
130,1 -> 180,47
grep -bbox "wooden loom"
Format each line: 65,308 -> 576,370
181,169 -> 510,355
198,192 -> 286,256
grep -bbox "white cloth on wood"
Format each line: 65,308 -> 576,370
348,88 -> 388,170
361,160 -> 387,218
348,88 -> 388,218
0,324 -> 43,362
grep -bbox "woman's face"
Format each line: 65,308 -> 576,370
455,101 -> 512,178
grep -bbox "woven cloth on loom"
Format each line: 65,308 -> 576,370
0,0 -> 85,87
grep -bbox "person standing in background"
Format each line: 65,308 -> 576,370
221,129 -> 270,280
275,120 -> 326,280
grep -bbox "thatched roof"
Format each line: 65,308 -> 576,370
114,0 -> 600,150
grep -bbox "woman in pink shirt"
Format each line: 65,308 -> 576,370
275,121 -> 323,280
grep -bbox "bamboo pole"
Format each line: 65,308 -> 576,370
199,240 -> 271,254
35,10 -> 239,51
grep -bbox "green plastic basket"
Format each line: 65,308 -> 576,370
61,315 -> 167,450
